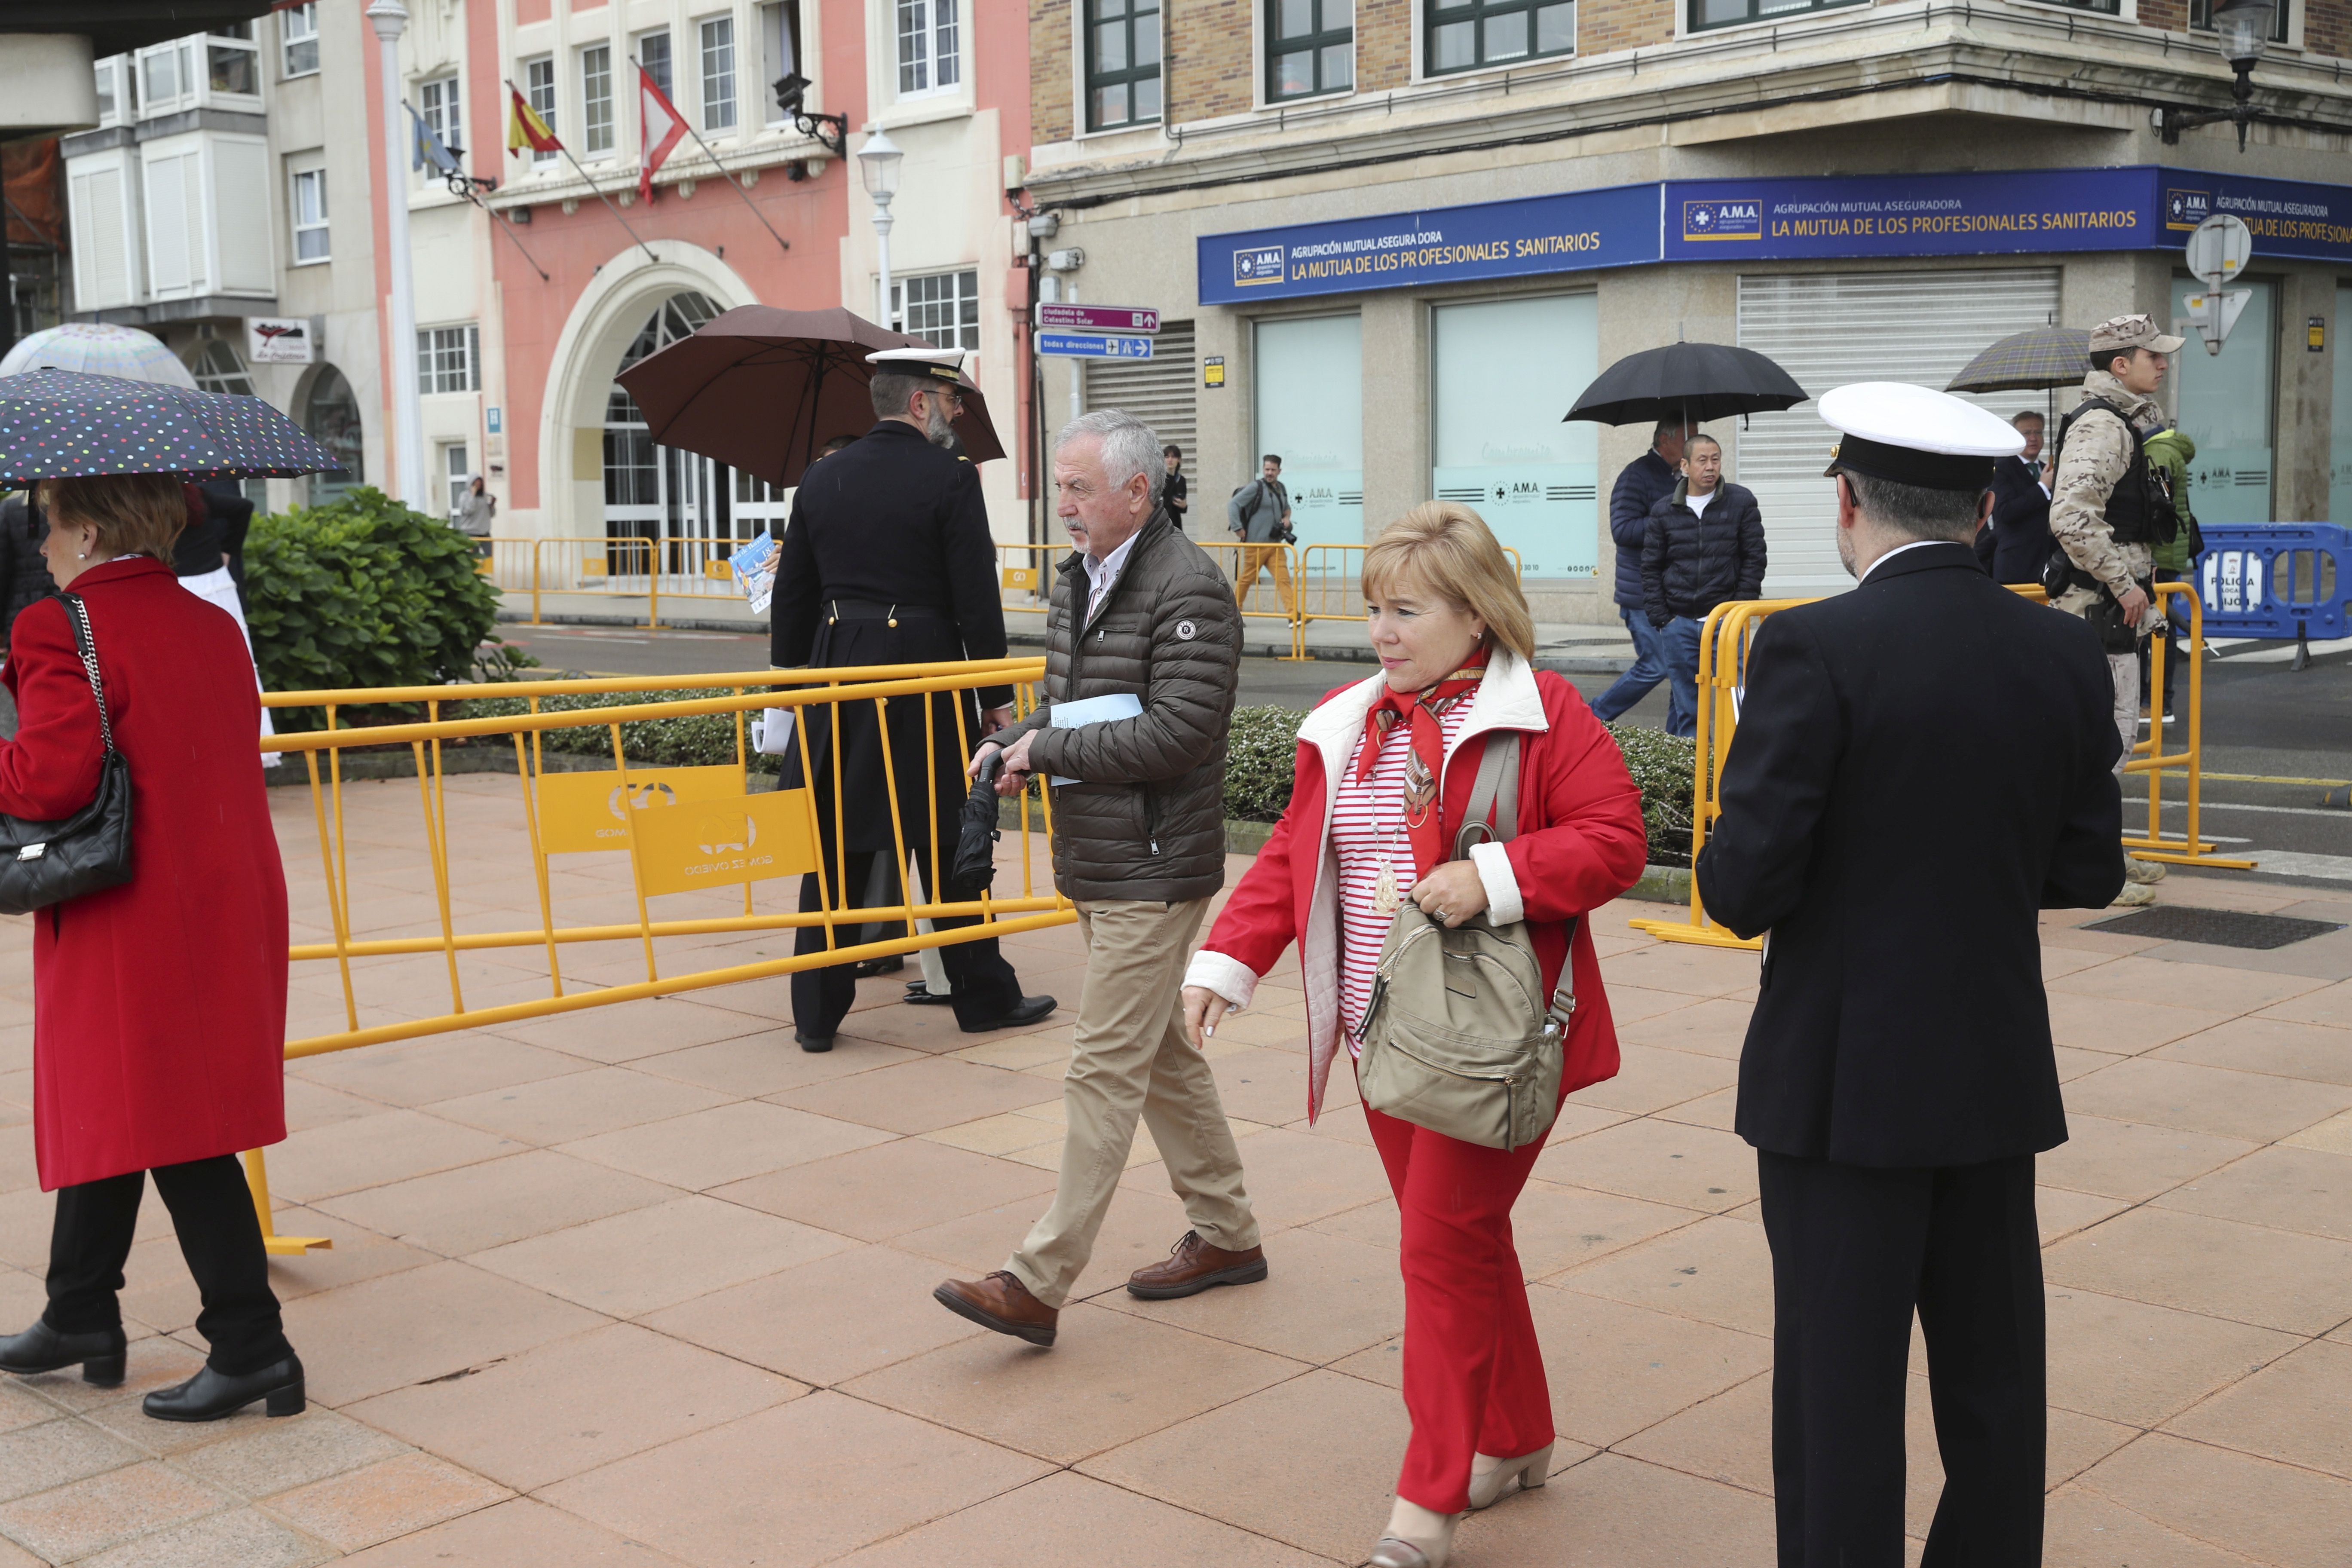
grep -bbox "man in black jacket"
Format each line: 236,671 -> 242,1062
1696,383 -> 2124,1568
769,347 -> 1054,1050
1589,419 -> 1689,726
1979,412 -> 2056,585
1639,434 -> 1765,739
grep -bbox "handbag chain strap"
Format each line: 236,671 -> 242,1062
1450,732 -> 1577,1032
58,593 -> 117,757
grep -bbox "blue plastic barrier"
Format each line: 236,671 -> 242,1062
2193,523 -> 2350,642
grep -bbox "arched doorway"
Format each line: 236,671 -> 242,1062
603,291 -> 791,581
303,365 -> 363,505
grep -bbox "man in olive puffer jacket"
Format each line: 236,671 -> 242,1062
1641,434 -> 1767,738
934,409 -> 1265,1349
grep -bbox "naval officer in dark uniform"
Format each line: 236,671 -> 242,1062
1695,383 -> 2126,1568
770,346 -> 1055,1050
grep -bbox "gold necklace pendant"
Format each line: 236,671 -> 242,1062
1373,861 -> 1402,916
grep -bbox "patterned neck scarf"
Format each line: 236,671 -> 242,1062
1358,653 -> 1488,876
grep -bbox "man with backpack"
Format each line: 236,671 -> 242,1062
2045,312 -> 2183,903
1226,453 -> 1295,613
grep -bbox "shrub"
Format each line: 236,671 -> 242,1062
246,488 -> 501,729
1224,705 -> 1308,822
463,687 -> 782,774
1605,723 -> 1697,868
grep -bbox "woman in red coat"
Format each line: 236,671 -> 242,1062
0,473 -> 300,1422
1182,503 -> 1648,1568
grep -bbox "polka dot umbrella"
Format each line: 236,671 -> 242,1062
0,369 -> 343,484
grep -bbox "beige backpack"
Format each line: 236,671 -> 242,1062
1355,735 -> 1576,1151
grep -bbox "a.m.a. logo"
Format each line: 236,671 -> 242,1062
1683,199 -> 1763,242
2166,188 -> 2212,232
1233,245 -> 1285,286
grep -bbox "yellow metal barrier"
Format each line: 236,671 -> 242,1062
1628,580 -> 2248,949
1293,544 -> 1523,653
997,544 -> 1063,630
1199,541 -> 1308,658
243,657 -> 1074,1248
499,536 -> 773,629
1626,599 -> 1803,950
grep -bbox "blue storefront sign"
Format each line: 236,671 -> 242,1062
1197,182 -> 1663,306
1661,167 -> 2157,262
1197,165 -> 2352,303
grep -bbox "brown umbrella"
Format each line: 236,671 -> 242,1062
613,304 -> 1007,488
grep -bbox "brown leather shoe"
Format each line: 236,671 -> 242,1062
1127,1231 -> 1269,1300
933,1271 -> 1057,1347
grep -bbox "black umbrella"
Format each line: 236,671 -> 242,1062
950,751 -> 1005,897
1564,342 -> 1808,427
0,369 -> 343,484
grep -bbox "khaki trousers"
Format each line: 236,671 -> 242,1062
2106,653 -> 2138,778
1006,898 -> 1259,1308
1235,543 -> 1295,613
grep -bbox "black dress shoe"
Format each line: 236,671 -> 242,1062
795,1029 -> 835,1053
959,995 -> 1058,1034
143,1354 -> 305,1422
0,1321 -> 126,1387
851,955 -> 905,979
903,981 -> 954,1007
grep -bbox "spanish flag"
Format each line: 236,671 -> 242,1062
506,85 -> 560,155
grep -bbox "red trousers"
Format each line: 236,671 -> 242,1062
1364,1094 -> 1561,1513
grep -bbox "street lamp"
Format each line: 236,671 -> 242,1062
2155,0 -> 2278,151
364,0 -> 426,511
857,128 -> 904,328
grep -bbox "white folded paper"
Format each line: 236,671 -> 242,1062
1045,691 -> 1144,787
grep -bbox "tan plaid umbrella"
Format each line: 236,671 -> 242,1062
1947,327 -> 2092,394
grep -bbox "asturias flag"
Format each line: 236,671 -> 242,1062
637,64 -> 687,203
507,85 -> 560,156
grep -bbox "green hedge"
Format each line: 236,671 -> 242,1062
246,488 -> 502,730
1213,704 -> 1695,867
462,688 -> 782,774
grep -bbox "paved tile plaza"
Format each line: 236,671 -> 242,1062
0,773 -> 2347,1565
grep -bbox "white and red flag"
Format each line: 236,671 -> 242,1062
637,64 -> 687,203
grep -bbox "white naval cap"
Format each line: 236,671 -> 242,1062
865,345 -> 971,385
1819,381 -> 2025,492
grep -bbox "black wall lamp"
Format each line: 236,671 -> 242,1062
774,74 -> 847,158
2154,0 -> 2278,152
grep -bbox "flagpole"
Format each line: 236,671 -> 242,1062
674,124 -> 790,256
476,193 -> 552,282
506,79 -> 658,265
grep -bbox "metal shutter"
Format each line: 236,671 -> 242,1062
1084,319 -> 1196,465
1736,268 -> 2063,596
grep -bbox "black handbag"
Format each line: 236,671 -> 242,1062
0,592 -> 134,916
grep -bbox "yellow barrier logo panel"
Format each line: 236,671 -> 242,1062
537,765 -> 749,853
1002,566 -> 1038,591
629,789 -> 818,895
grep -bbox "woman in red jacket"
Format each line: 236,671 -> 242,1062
0,473 -> 300,1422
1183,503 -> 1647,1568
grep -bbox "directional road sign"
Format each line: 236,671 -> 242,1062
2185,215 -> 2253,291
1037,303 -> 1161,333
1038,331 -> 1154,359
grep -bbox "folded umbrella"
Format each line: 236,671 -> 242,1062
0,370 -> 342,484
1564,341 -> 1808,427
950,750 -> 1005,898
1946,326 -> 2093,394
615,304 -> 1006,489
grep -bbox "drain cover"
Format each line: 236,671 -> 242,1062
2086,906 -> 2347,950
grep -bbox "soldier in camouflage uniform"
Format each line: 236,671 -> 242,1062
2046,312 -> 2185,903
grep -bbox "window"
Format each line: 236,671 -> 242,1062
699,16 -> 738,131
1431,296 -> 1599,577
2190,0 -> 2289,39
93,58 -> 119,122
441,443 -> 472,517
305,366 -> 363,499
1086,0 -> 1161,129
419,76 -> 462,157
282,3 -> 319,77
192,340 -> 257,397
579,46 -> 612,155
896,0 -> 960,96
639,31 -> 673,98
208,21 -> 258,97
1688,0 -> 1863,30
761,2 -> 803,122
141,41 -> 193,109
416,325 -> 481,395
290,167 -> 328,263
891,270 -> 980,350
1426,0 -> 1573,74
526,56 -> 559,165
1267,0 -> 1352,101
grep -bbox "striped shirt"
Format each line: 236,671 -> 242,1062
1333,698 -> 1474,1048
